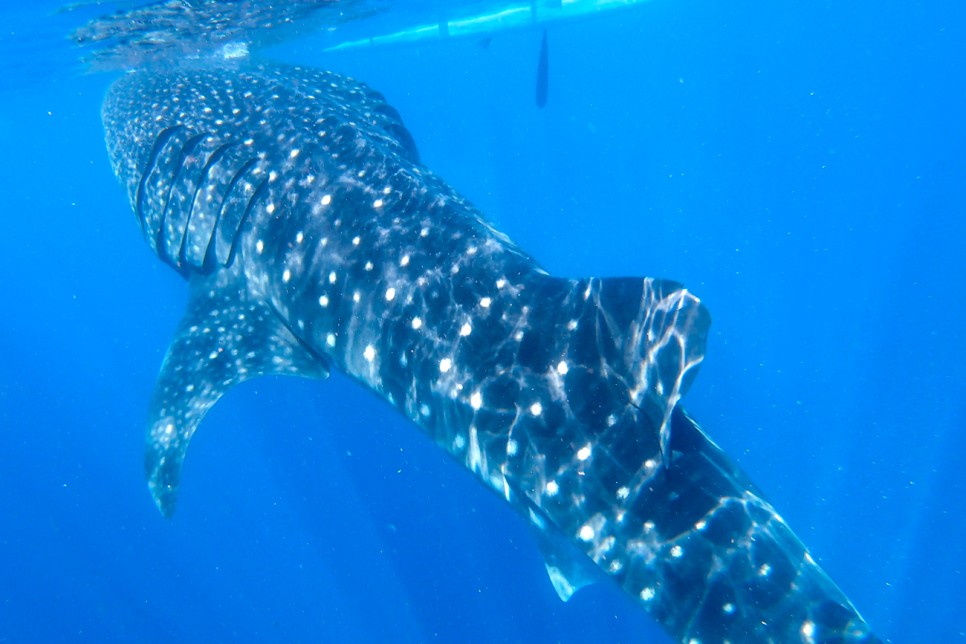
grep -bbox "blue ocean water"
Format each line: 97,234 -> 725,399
1,1 -> 964,642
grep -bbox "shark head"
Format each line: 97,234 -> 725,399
102,62 -> 419,277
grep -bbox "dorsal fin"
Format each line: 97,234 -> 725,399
145,269 -> 329,516
524,276 -> 710,467
591,277 -> 710,466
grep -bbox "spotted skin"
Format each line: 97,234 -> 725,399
102,62 -> 878,643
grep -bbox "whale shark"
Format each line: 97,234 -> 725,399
102,61 -> 879,642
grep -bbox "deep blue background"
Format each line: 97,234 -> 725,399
1,2 -> 964,641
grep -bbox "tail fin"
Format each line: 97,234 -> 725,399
630,407 -> 880,642
512,278 -> 878,640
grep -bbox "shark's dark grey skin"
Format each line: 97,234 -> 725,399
103,62 -> 878,643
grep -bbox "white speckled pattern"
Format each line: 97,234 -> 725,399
102,61 -> 878,643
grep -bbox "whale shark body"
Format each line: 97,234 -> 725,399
102,62 -> 878,642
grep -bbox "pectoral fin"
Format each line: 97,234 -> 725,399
145,271 -> 329,517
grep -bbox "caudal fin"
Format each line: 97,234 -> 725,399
629,407 -> 881,642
